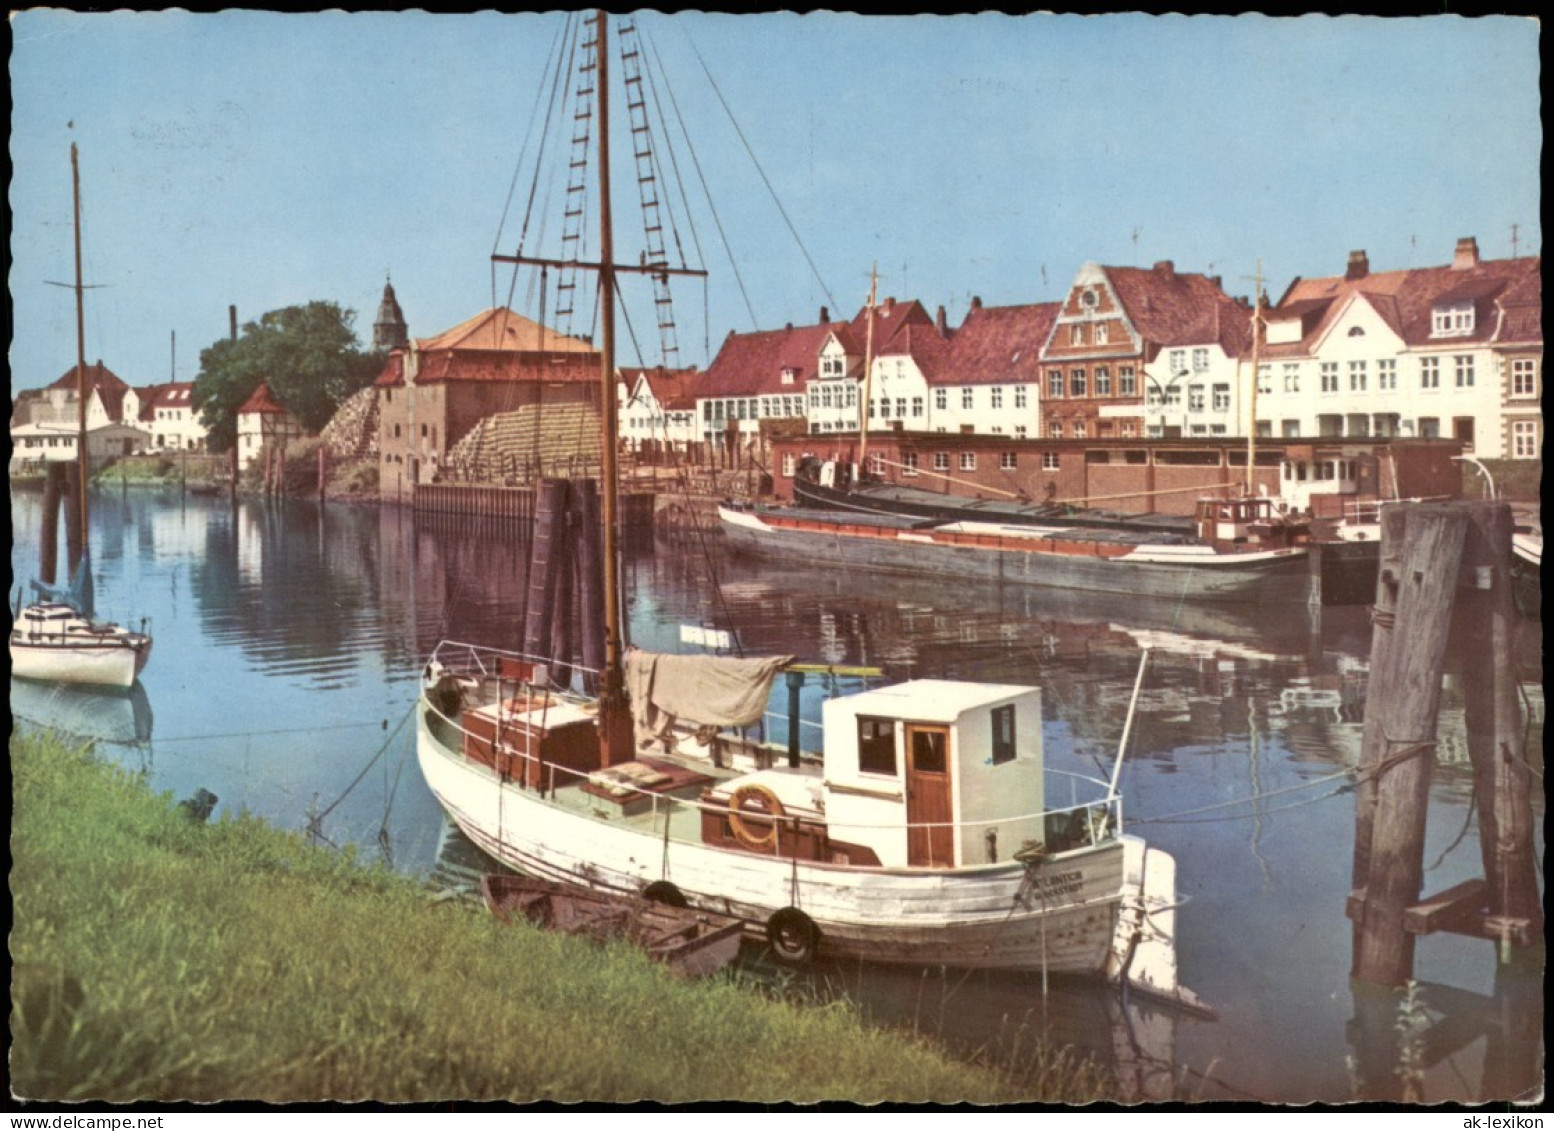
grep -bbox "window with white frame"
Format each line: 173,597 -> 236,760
962,387 -> 975,410
868,452 -> 885,476
1094,366 -> 1111,396
821,386 -> 834,409
1377,359 -> 1396,390
1047,370 -> 1064,398
877,399 -> 888,418
902,452 -> 919,476
990,387 -> 1004,409
1048,421 -> 1063,438
1213,384 -> 1231,411
1431,302 -> 1475,337
1188,386 -> 1206,412
1454,355 -> 1475,388
935,388 -> 948,411
1070,369 -> 1087,397
1511,419 -> 1539,459
1421,356 -> 1441,389
912,396 -> 924,418
933,452 -> 950,471
959,452 -> 977,471
1014,424 -> 1027,437
895,397 -> 907,417
1119,365 -> 1136,396
1192,348 -> 1210,372
1095,323 -> 1109,345
1014,386 -> 1028,409
1168,349 -> 1186,375
1511,358 -> 1538,398
781,452 -> 796,476
1120,421 -> 1136,438
1042,451 -> 1060,470
1348,360 -> 1366,392
1283,363 -> 1300,393
1071,421 -> 1087,438
1257,365 -> 1273,395
1321,362 -> 1339,393
1000,451 -> 1017,470
1070,324 -> 1085,346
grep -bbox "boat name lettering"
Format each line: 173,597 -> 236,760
1036,869 -> 1084,895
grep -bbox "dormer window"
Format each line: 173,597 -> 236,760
781,367 -> 799,385
1431,301 -> 1475,337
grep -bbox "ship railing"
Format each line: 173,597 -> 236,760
423,639 -> 601,701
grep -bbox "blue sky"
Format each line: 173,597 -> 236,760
9,10 -> 1541,393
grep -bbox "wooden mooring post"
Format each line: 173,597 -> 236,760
1347,501 -> 1541,987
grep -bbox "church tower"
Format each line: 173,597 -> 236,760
372,278 -> 409,352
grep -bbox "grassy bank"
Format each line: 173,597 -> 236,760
10,731 -> 1106,1104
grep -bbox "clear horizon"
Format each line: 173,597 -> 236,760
8,10 -> 1541,394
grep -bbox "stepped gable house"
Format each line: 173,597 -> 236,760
1042,260 -> 1250,441
376,307 -> 599,500
1255,237 -> 1541,459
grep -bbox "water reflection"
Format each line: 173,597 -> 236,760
7,487 -> 1542,1104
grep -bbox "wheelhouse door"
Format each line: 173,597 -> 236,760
905,724 -> 953,867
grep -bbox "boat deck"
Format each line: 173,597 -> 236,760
755,504 -> 1195,547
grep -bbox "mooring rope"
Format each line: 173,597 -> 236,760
1128,768 -> 1353,826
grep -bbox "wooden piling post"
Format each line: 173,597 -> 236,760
1458,502 -> 1541,952
39,462 -> 65,585
1349,503 -> 1469,987
63,460 -> 84,579
317,445 -> 327,504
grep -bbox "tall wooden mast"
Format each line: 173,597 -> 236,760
593,9 -> 631,765
855,266 -> 878,474
71,142 -> 90,568
490,12 -> 706,765
1245,259 -> 1263,495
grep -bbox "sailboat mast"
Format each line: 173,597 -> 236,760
856,266 -> 878,473
72,142 -> 90,556
1245,260 -> 1262,495
593,10 -> 630,765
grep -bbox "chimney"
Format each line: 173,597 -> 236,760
784,322 -> 793,332
229,304 -> 238,342
1208,275 -> 1222,291
1153,260 -> 1174,278
1452,236 -> 1480,270
1345,250 -> 1369,281
883,297 -> 895,315
935,305 -> 947,335
971,295 -> 983,311
819,306 -> 829,323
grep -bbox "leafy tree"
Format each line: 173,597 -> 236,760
192,301 -> 384,450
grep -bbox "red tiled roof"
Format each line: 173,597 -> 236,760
134,382 -> 196,421
1268,253 -> 1540,353
48,361 -> 131,420
935,301 -> 1059,386
623,366 -> 700,411
238,383 -> 290,416
374,307 -> 601,387
703,321 -> 847,396
1103,265 -> 1253,354
415,307 -> 594,354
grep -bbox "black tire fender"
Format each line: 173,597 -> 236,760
642,881 -> 688,908
766,907 -> 819,967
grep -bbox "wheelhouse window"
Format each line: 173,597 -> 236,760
858,717 -> 896,776
991,704 -> 1016,765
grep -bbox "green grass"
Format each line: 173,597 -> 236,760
10,731 -> 1109,1103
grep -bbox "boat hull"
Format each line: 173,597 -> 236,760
720,505 -> 1312,605
417,705 -> 1156,977
9,634 -> 152,689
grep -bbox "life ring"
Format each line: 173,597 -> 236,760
727,784 -> 784,852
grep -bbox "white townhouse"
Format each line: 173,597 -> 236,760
618,367 -> 701,453
1256,239 -> 1541,458
925,299 -> 1053,440
125,382 -> 209,452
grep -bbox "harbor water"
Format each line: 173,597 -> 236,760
9,484 -> 1544,1104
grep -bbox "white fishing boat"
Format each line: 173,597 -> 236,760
10,144 -> 154,690
418,644 -> 1198,1005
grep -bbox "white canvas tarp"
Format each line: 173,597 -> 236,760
624,649 -> 794,752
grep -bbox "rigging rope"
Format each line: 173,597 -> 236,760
1128,767 -> 1354,825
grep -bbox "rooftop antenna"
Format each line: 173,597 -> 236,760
1131,226 -> 1141,266
1510,223 -> 1520,258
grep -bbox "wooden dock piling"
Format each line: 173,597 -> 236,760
39,462 -> 65,585
1347,501 -> 1540,987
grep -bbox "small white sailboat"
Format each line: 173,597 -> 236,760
10,144 -> 153,690
414,12 -> 1201,1007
